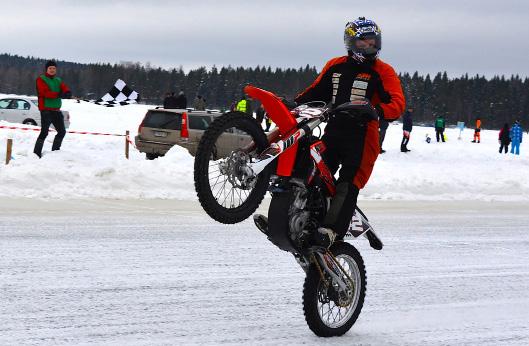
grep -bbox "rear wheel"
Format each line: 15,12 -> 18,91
22,118 -> 37,126
303,242 -> 366,337
194,112 -> 271,224
146,153 -> 159,160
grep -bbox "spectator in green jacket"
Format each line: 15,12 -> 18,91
434,115 -> 446,143
34,60 -> 71,158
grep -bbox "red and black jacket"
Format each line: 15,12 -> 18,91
295,56 -> 405,121
36,73 -> 71,111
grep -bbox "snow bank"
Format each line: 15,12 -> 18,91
365,124 -> 529,201
0,98 -> 195,199
0,94 -> 527,200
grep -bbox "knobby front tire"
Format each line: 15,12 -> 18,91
194,112 -> 271,224
303,242 -> 366,337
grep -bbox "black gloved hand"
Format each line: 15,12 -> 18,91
59,91 -> 72,99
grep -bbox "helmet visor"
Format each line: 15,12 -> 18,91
344,34 -> 381,55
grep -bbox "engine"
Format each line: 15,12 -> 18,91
288,183 -> 327,248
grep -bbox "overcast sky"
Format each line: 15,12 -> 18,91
2,0 -> 529,78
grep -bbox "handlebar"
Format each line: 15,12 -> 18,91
291,98 -> 378,124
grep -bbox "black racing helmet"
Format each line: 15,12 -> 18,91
344,17 -> 382,61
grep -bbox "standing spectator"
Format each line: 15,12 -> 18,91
401,106 -> 413,152
498,123 -> 510,154
256,104 -> 265,129
264,113 -> 273,132
434,115 -> 446,142
510,121 -> 523,155
163,92 -> 172,108
175,90 -> 187,109
33,60 -> 71,158
236,95 -> 253,116
472,117 -> 482,143
194,95 -> 206,110
164,92 -> 178,109
378,118 -> 389,153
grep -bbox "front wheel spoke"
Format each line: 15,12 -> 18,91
208,174 -> 224,181
214,179 -> 228,201
211,174 -> 225,192
236,188 -> 244,205
322,307 -> 329,322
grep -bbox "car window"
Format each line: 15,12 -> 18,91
188,115 -> 212,130
0,99 -> 10,109
143,111 -> 182,130
30,99 -> 38,106
19,100 -> 31,110
7,99 -> 30,110
8,100 -> 19,109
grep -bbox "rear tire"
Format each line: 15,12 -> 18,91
22,118 -> 37,126
146,153 -> 159,160
194,112 -> 271,224
303,242 -> 366,337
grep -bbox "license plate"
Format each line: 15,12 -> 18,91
153,131 -> 168,137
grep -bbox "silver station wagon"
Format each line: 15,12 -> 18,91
135,109 -> 253,160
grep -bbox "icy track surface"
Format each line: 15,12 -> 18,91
1,199 -> 528,345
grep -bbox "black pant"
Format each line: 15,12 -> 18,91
499,143 -> 509,153
435,128 -> 445,142
321,120 -> 369,238
256,113 -> 264,127
34,110 -> 66,157
379,127 -> 387,150
401,135 -> 410,150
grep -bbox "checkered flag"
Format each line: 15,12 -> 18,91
85,79 -> 140,107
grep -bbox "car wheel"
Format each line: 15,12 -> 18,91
22,118 -> 38,126
146,153 -> 159,160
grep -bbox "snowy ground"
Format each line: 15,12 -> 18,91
1,199 -> 528,345
1,94 -> 528,200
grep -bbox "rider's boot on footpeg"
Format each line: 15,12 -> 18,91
313,227 -> 337,248
253,214 -> 269,235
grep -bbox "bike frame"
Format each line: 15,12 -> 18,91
245,85 -> 328,182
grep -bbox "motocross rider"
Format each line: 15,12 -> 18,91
294,17 -> 405,247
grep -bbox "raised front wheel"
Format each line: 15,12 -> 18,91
194,112 -> 271,224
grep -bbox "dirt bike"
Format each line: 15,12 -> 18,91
194,85 -> 384,337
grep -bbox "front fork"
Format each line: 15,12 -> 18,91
294,247 -> 352,293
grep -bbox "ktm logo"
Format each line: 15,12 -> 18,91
356,73 -> 371,81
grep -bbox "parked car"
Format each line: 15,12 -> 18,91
0,96 -> 70,128
135,109 -> 252,160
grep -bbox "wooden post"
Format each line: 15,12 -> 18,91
6,138 -> 13,165
125,130 -> 130,160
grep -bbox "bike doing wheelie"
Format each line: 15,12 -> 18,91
194,85 -> 384,337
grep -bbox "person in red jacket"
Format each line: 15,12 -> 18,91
34,60 -> 71,158
295,17 -> 405,247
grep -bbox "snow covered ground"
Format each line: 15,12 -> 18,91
1,93 -> 528,345
1,199 -> 528,345
1,93 -> 528,201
